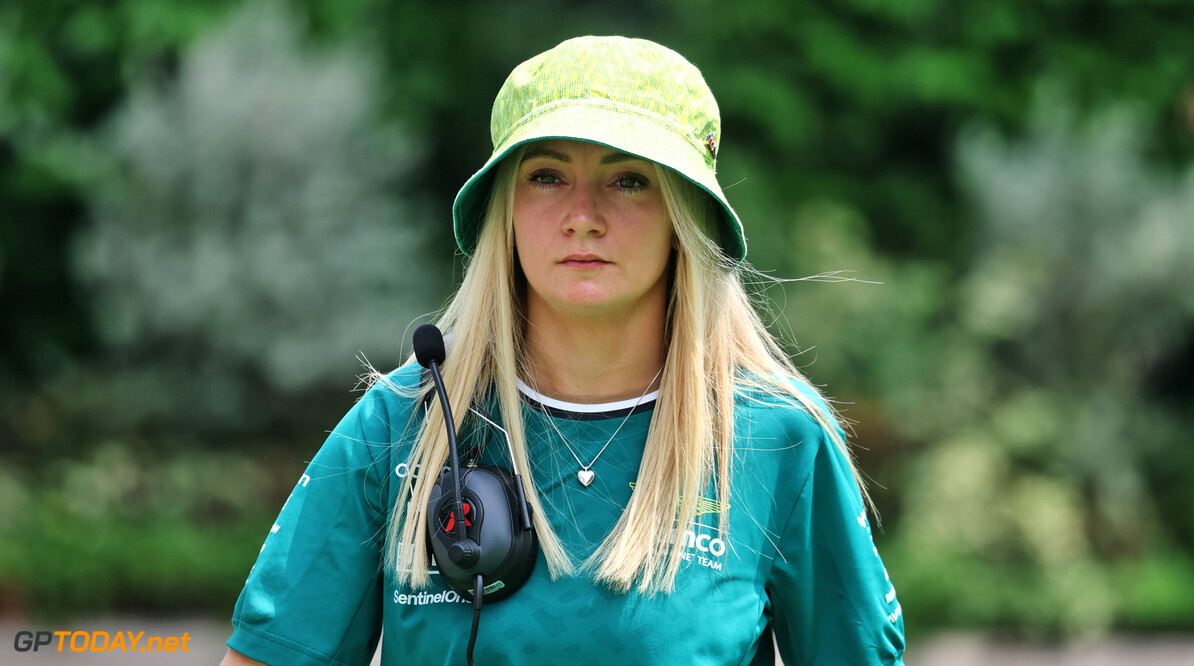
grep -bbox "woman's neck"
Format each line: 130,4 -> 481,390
523,301 -> 666,404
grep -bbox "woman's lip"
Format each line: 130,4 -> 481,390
560,255 -> 609,266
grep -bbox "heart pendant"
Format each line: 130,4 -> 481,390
577,469 -> 595,487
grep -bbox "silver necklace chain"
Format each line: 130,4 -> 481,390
538,367 -> 662,487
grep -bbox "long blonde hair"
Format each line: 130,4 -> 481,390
383,147 -> 864,594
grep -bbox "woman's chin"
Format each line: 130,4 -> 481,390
538,291 -> 633,320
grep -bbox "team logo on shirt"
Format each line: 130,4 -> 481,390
679,526 -> 727,572
626,483 -> 729,572
628,482 -> 727,515
857,509 -> 902,624
393,589 -> 471,606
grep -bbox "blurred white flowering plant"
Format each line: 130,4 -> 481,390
64,1 -> 443,428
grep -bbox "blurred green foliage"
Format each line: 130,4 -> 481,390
0,441 -> 293,615
2,0 -> 1192,638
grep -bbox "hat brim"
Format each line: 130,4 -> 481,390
452,101 -> 746,262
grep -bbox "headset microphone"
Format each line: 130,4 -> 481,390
413,325 -> 477,565
413,324 -> 538,664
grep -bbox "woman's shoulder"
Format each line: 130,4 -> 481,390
362,361 -> 424,399
733,372 -> 835,424
344,362 -> 426,435
732,372 -> 845,464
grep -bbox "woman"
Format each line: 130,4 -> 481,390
223,36 -> 905,665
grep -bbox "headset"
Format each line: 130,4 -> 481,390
413,324 -> 538,663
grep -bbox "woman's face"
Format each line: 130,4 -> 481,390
512,139 -> 673,322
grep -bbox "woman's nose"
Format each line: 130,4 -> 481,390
562,181 -> 605,236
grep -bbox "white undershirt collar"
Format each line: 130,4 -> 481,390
515,378 -> 660,415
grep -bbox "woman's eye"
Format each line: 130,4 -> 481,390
527,170 -> 561,186
614,174 -> 649,190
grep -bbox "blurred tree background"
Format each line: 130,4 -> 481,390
2,0 -> 1192,642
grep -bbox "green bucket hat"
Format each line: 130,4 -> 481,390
452,35 -> 746,261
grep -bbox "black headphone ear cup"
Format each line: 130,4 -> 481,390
427,466 -> 538,602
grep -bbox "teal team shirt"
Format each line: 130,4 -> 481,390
228,365 -> 905,665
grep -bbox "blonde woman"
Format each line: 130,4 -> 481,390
223,36 -> 905,666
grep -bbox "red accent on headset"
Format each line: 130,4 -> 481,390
445,502 -> 473,532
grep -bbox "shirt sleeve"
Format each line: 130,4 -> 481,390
766,421 -> 905,666
227,387 -> 399,666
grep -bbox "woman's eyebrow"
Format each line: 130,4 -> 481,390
520,146 -> 643,165
599,152 -> 641,165
522,146 -> 570,162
